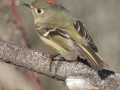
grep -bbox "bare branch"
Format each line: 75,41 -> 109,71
0,40 -> 120,90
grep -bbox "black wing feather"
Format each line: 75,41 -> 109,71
74,20 -> 98,52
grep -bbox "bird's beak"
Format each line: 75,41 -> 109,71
22,3 -> 31,9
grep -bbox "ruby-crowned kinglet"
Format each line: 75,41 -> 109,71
23,0 -> 108,71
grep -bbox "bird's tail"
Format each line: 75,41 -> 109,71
79,45 -> 108,71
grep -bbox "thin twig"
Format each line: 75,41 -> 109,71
9,0 -> 31,48
9,0 -> 43,90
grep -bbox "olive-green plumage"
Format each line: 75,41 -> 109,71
23,0 -> 108,71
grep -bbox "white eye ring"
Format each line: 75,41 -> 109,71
36,9 -> 44,14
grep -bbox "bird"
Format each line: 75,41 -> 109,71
23,0 -> 108,71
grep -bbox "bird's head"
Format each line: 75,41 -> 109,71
23,0 -> 58,24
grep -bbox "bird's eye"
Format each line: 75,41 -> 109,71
36,9 -> 44,14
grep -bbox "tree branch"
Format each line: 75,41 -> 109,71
0,40 -> 120,90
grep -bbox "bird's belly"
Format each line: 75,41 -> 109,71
39,36 -> 67,55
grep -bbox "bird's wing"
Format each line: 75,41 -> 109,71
71,20 -> 108,71
36,27 -> 77,55
74,20 -> 98,52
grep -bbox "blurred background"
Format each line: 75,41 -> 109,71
0,0 -> 120,90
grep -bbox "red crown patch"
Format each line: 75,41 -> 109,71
46,0 -> 56,5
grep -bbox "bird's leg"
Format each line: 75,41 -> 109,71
76,55 -> 80,64
49,53 -> 60,71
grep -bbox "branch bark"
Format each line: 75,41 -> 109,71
0,40 -> 120,90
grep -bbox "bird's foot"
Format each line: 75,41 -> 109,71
49,53 -> 60,71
